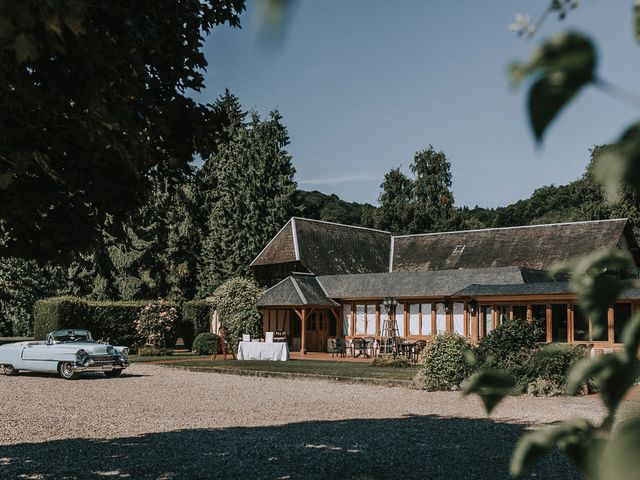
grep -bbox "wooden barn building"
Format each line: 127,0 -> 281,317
252,217 -> 640,354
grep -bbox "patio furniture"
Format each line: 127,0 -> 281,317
330,337 -> 347,358
364,337 -> 377,357
411,340 -> 427,363
352,337 -> 369,358
237,341 -> 289,361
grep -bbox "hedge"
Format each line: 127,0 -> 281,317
33,297 -> 181,348
181,300 -> 214,349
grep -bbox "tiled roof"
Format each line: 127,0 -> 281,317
257,273 -> 338,307
391,219 -> 637,272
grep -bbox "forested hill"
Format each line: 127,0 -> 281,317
297,151 -> 640,236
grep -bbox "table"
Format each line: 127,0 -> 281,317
236,341 -> 290,361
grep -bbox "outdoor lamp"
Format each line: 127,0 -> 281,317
468,300 -> 478,315
383,297 -> 398,315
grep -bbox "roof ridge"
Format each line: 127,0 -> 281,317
290,276 -> 308,304
291,216 -> 391,234
392,218 -> 629,239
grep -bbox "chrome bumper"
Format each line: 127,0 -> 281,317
71,360 -> 130,373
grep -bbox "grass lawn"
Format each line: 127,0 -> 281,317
163,358 -> 419,382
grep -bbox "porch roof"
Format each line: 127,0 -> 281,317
257,273 -> 339,307
316,266 -> 552,299
454,282 -> 640,299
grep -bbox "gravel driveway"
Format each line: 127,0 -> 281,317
0,364 -> 613,479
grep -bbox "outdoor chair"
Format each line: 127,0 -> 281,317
363,337 -> 377,357
330,337 -> 347,358
352,337 -> 369,358
411,340 -> 427,363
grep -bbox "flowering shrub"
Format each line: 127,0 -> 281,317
136,299 -> 178,348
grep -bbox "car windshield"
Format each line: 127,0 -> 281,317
50,330 -> 93,343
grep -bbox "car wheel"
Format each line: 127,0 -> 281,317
104,369 -> 122,378
58,362 -> 79,380
2,365 -> 18,376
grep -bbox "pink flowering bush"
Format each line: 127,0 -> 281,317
136,299 -> 178,349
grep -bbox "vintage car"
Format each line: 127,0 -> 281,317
0,329 -> 130,380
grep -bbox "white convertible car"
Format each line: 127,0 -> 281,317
0,329 -> 130,380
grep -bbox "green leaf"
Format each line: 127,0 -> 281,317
552,248 -> 632,338
510,32 -> 596,143
635,2 -> 640,44
599,415 -> 640,480
593,123 -> 640,204
510,418 -> 598,478
13,33 -> 39,62
461,369 -> 518,415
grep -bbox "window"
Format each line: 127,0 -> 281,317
573,305 -> 589,341
531,304 -> 547,342
409,304 -> 420,336
342,304 -> 351,336
453,303 -> 465,335
355,305 -> 366,335
614,303 -> 632,343
498,305 -> 510,324
396,303 -> 405,337
482,305 -> 493,336
512,305 -> 527,321
436,303 -> 447,334
366,304 -> 377,335
551,304 -> 568,342
421,303 -> 432,335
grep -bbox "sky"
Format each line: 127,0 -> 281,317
197,0 -> 640,208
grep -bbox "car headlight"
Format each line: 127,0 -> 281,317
76,349 -> 87,361
121,347 -> 129,357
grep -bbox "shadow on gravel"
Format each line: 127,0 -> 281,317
0,415 -> 579,480
9,372 -> 149,380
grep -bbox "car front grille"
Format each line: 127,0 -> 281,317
89,355 -> 120,365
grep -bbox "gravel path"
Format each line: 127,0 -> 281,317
0,364 -> 615,479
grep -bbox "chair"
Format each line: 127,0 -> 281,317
265,332 -> 274,343
364,337 -> 377,357
331,337 -> 347,358
411,340 -> 428,363
352,338 -> 368,358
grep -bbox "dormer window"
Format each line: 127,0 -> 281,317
452,244 -> 465,255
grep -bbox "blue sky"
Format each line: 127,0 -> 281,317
198,1 -> 640,208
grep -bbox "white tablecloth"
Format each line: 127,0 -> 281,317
237,341 -> 290,361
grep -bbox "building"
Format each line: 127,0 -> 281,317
253,217 -> 640,354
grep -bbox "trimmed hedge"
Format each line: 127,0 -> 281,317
181,300 -> 214,349
416,334 -> 474,391
33,297 -> 180,348
192,332 -> 220,355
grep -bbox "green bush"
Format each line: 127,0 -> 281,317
211,277 -> 263,352
476,317 -> 545,379
33,297 -> 179,348
192,332 -> 220,355
181,300 -> 213,349
417,334 -> 474,391
371,354 -> 410,368
33,296 -> 88,339
137,345 -> 173,357
521,345 -> 587,395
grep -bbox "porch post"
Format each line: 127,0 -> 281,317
301,308 -> 307,355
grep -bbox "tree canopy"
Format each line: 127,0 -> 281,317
0,0 -> 245,262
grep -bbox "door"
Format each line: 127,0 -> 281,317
306,311 -> 327,352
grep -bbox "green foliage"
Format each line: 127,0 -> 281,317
510,32 -> 596,142
371,354 -> 410,368
417,334 -> 474,391
0,1 -> 246,262
182,300 -> 214,349
293,190 -> 372,226
210,277 -> 263,352
198,95 -> 296,295
521,345 -> 587,395
33,296 -> 88,340
192,332 -> 220,355
137,345 -> 174,357
476,317 -> 543,373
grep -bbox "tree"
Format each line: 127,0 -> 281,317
375,168 -> 415,234
0,0 -> 245,263
198,108 -> 296,296
410,146 -> 459,233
